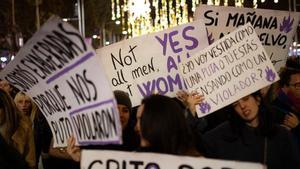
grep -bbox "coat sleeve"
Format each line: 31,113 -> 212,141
281,128 -> 300,169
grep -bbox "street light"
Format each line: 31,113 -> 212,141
62,18 -> 79,22
77,0 -> 85,37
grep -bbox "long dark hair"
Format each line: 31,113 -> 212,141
0,89 -> 20,145
140,94 -> 199,156
229,91 -> 276,139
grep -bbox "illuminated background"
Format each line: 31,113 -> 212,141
0,0 -> 299,69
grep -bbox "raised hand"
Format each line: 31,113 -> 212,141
66,136 -> 81,162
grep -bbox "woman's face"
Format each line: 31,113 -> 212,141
232,95 -> 260,127
134,104 -> 149,147
15,95 -> 32,116
0,80 -> 11,94
287,73 -> 300,98
135,104 -> 144,136
117,104 -> 130,130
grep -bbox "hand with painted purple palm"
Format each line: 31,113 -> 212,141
265,66 -> 276,82
280,16 -> 294,33
199,101 -> 211,114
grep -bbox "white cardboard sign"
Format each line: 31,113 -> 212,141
96,20 -> 209,106
0,17 -> 122,147
81,150 -> 264,169
194,5 -> 300,72
179,23 -> 279,117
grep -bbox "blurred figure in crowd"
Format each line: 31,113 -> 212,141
272,68 -> 300,147
0,79 -> 19,98
135,94 -> 201,156
14,92 -> 37,122
0,134 -> 29,169
14,91 -> 48,168
0,89 -> 36,168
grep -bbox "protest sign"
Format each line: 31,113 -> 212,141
96,20 -> 209,106
179,23 -> 279,117
0,16 -> 122,147
81,150 -> 264,169
194,5 -> 300,72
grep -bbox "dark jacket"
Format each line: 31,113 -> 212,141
203,121 -> 300,169
0,134 -> 29,169
272,89 -> 300,152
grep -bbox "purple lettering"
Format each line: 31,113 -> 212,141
155,34 -> 168,56
167,56 -> 178,73
182,26 -> 199,50
169,30 -> 182,53
137,80 -> 156,97
137,74 -> 185,97
156,77 -> 168,94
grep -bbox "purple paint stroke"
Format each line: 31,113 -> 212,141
79,139 -> 122,145
265,66 -> 276,82
280,16 -> 294,33
69,99 -> 114,116
206,28 -> 214,45
46,52 -> 94,84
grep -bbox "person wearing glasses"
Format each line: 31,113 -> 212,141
272,67 -> 300,152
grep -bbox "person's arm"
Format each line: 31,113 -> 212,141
177,90 -> 208,153
178,91 -> 207,130
66,136 -> 81,162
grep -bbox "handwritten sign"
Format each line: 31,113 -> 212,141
81,150 -> 264,169
194,5 -> 300,71
179,23 -> 279,117
0,17 -> 122,147
96,20 -> 209,106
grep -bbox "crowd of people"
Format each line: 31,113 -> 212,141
0,66 -> 300,169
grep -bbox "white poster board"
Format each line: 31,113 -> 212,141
194,5 -> 300,72
179,23 -> 279,117
81,150 -> 264,169
97,20 -> 209,106
0,17 -> 122,147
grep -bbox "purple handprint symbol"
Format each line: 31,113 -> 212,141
206,28 -> 214,45
199,101 -> 211,114
280,16 -> 294,33
265,66 -> 276,82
